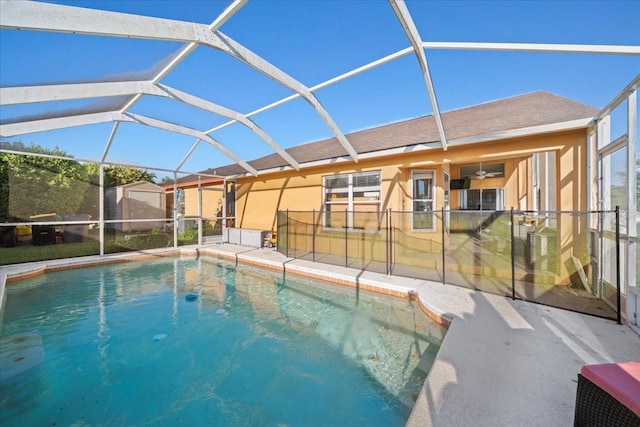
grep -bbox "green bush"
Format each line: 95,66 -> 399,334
119,233 -> 172,250
178,226 -> 198,245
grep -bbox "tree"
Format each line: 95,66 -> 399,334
0,142 -> 91,220
1,142 -> 158,221
79,165 -> 157,217
0,148 -> 9,220
103,165 -> 156,188
83,164 -> 156,188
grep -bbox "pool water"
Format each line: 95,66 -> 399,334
0,257 -> 445,426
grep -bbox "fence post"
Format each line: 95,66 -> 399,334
345,209 -> 348,268
389,209 -> 393,275
286,209 -> 289,258
615,206 -> 621,324
510,208 -> 516,300
312,209 -> 316,263
386,209 -> 390,275
442,207 -> 446,285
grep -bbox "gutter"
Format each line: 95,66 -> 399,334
226,117 -> 594,180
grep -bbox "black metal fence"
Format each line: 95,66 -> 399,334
277,208 -> 622,322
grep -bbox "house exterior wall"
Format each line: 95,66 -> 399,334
558,136 -> 590,285
234,129 -> 587,229
166,184 -> 224,218
178,128 -> 589,285
230,129 -> 588,284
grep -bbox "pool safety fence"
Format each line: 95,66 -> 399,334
277,208 -> 625,322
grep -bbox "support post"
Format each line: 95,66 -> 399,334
99,164 -> 104,256
511,208 -> 516,300
389,210 -> 393,275
286,209 -> 289,258
615,206 -> 621,324
197,175 -> 202,246
386,209 -> 390,275
173,172 -> 178,248
442,207 -> 446,285
626,88 -> 637,325
312,209 -> 316,263
345,209 -> 348,268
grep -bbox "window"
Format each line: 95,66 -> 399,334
176,188 -> 185,215
531,152 -> 557,212
225,181 -> 236,227
412,170 -> 435,231
324,171 -> 381,230
460,188 -> 504,211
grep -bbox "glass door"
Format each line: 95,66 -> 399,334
412,170 -> 435,231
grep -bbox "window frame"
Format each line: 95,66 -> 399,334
411,170 -> 436,232
323,171 -> 382,231
459,188 -> 505,211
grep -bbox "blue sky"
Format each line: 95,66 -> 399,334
1,0 -> 639,179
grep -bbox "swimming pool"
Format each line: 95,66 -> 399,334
0,256 -> 445,426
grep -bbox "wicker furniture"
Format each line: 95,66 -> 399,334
574,361 -> 640,426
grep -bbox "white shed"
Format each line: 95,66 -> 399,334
105,181 -> 167,232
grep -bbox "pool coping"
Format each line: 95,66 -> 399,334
1,244 -> 639,426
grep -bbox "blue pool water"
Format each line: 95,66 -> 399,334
0,257 -> 445,426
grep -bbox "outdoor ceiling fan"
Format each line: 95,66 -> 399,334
472,169 -> 501,180
469,162 -> 502,180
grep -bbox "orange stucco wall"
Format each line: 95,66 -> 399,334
167,185 -> 224,218
233,129 -> 588,231
185,186 -> 224,218
180,128 -> 590,285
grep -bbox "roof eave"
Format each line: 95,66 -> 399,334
446,117 -> 594,148
225,117 -> 594,180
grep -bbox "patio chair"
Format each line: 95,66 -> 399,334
574,361 -> 640,426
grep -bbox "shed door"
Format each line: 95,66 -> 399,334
128,190 -> 161,219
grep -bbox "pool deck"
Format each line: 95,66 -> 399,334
1,243 -> 639,426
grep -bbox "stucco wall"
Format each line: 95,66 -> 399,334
181,185 -> 223,218
234,129 -> 587,230
179,129 -> 589,285
231,129 -> 588,284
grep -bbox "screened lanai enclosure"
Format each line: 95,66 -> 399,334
0,1 -> 638,324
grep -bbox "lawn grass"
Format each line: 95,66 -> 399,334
0,242 -> 103,265
0,234 -> 197,266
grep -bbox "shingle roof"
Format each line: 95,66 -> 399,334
183,90 -> 598,181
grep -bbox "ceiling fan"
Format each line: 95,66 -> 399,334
470,163 -> 502,179
472,169 -> 501,180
